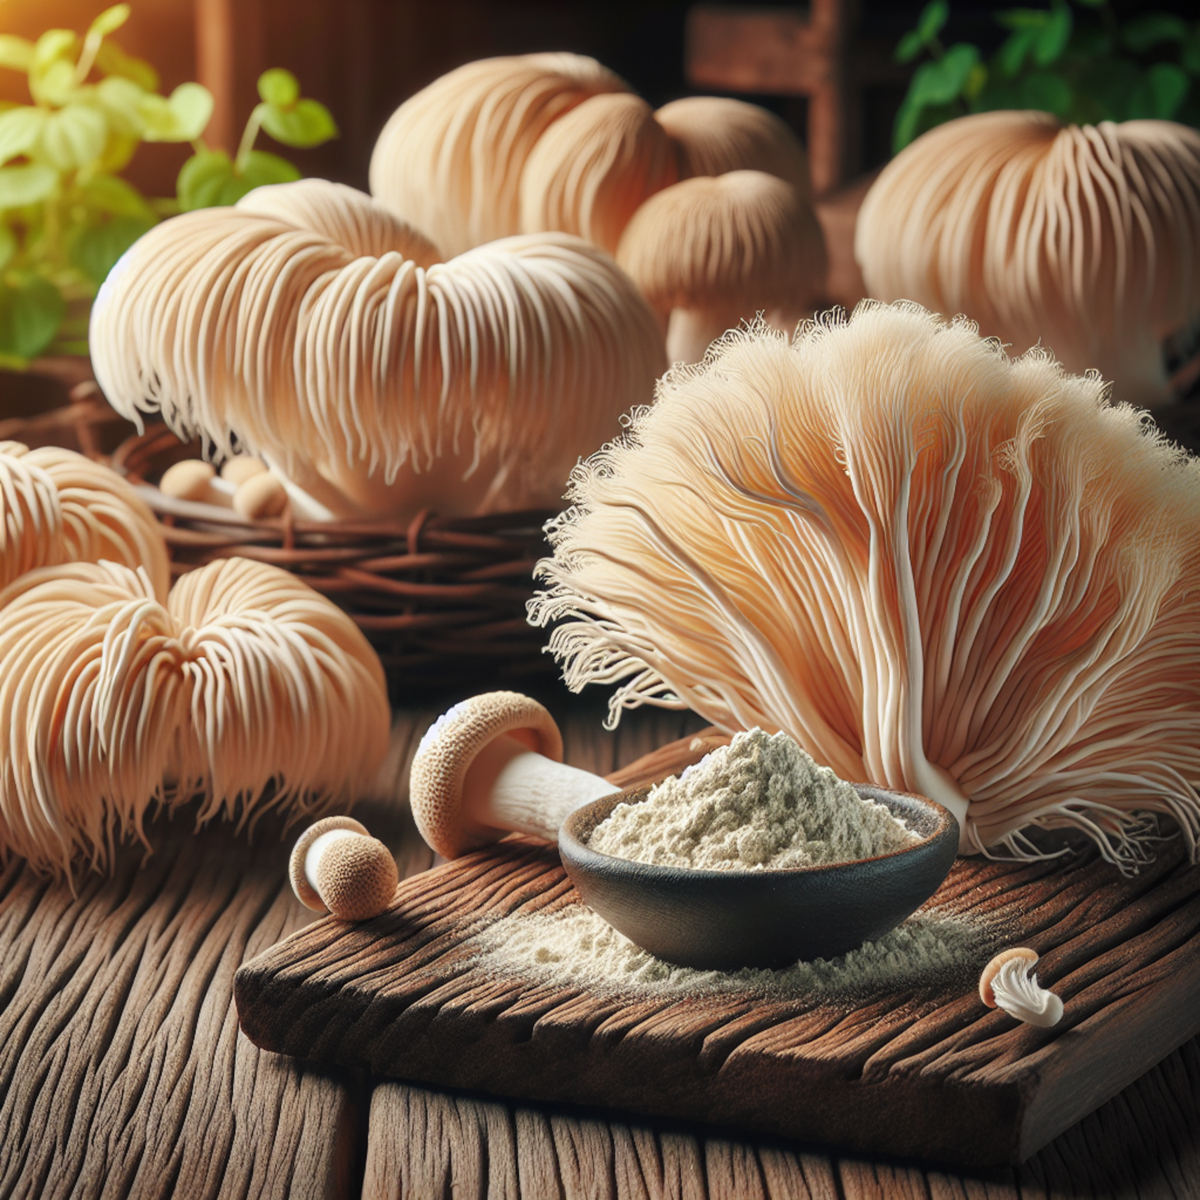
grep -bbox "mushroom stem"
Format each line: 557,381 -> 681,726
463,733 -> 617,843
666,308 -> 737,364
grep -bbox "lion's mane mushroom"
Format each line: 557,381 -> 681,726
855,112 -> 1200,408
655,96 -> 812,199
89,179 -> 666,520
530,303 -> 1200,870
0,556 -> 390,875
518,92 -> 680,255
0,441 -> 169,599
369,53 -> 628,257
409,691 -> 616,857
616,170 -> 828,363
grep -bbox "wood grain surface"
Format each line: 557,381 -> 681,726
3,695 -> 1198,1198
236,713 -> 1200,1172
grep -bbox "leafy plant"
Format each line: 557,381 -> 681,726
893,0 -> 1200,153
0,4 -> 337,366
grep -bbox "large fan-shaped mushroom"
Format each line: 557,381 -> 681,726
530,303 -> 1200,870
0,556 -> 390,875
855,112 -> 1200,408
0,441 -> 169,598
89,179 -> 667,520
369,53 -> 628,257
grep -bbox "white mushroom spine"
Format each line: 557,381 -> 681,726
990,956 -> 1063,1028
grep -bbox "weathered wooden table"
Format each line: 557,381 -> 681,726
2,689 -> 1197,1199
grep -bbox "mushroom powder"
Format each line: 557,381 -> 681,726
589,728 -> 919,870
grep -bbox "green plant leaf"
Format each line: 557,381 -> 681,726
894,29 -> 926,64
0,274 -> 65,359
0,224 -> 16,271
94,40 -> 158,92
1015,69 -> 1073,116
138,83 -> 214,142
39,103 -> 108,171
995,27 -> 1039,79
257,67 -> 300,107
996,8 -> 1050,32
258,98 -> 337,149
1032,3 -> 1072,66
916,0 -> 950,44
93,75 -> 146,137
177,147 -> 236,210
96,131 -> 138,174
1122,13 -> 1187,54
237,149 -> 301,190
32,29 -> 77,72
0,35 -> 35,72
0,163 -> 59,208
69,213 -> 153,283
88,4 -> 132,39
30,58 -> 79,108
0,107 -> 48,164
78,173 -> 155,220
910,43 -> 980,107
1143,63 -> 1190,118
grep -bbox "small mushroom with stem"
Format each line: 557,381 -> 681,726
979,947 -> 1063,1028
289,815 -> 399,921
408,691 -> 618,858
616,170 -> 827,364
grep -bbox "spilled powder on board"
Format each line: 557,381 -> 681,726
471,904 -> 993,1001
589,727 -> 919,870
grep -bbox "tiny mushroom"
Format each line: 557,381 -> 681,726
855,111 -> 1200,408
616,170 -> 827,363
409,691 -> 617,858
979,947 -> 1063,1028
289,815 -> 399,921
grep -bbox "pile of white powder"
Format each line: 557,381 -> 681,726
588,728 -> 919,870
472,904 -> 992,1000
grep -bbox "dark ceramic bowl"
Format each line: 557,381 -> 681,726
559,784 -> 959,970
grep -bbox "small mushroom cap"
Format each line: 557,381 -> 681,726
160,460 -> 216,502
409,691 -> 564,859
655,96 -> 812,201
220,455 -> 268,485
616,170 -> 827,321
289,815 -> 370,911
314,834 -> 399,921
233,471 -> 288,520
979,946 -> 1039,1008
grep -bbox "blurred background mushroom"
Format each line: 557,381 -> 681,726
616,171 -> 828,363
89,178 -> 667,520
530,303 -> 1200,870
369,53 -> 628,258
0,555 -> 390,876
0,441 -> 169,599
855,112 -> 1200,409
518,92 -> 680,255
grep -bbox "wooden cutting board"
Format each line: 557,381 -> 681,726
235,819 -> 1200,1169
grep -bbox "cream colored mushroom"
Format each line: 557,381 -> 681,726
409,691 -> 617,858
655,96 -> 812,200
530,303 -> 1200,871
369,53 -> 628,257
289,815 -> 399,921
90,179 -> 667,521
855,112 -> 1200,408
0,556 -> 390,875
616,170 -> 827,363
979,947 -> 1063,1028
518,91 -> 679,255
0,441 -> 169,600
220,455 -> 267,486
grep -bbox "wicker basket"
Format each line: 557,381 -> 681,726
110,424 -> 559,693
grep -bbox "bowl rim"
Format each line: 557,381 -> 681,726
559,781 -> 959,881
